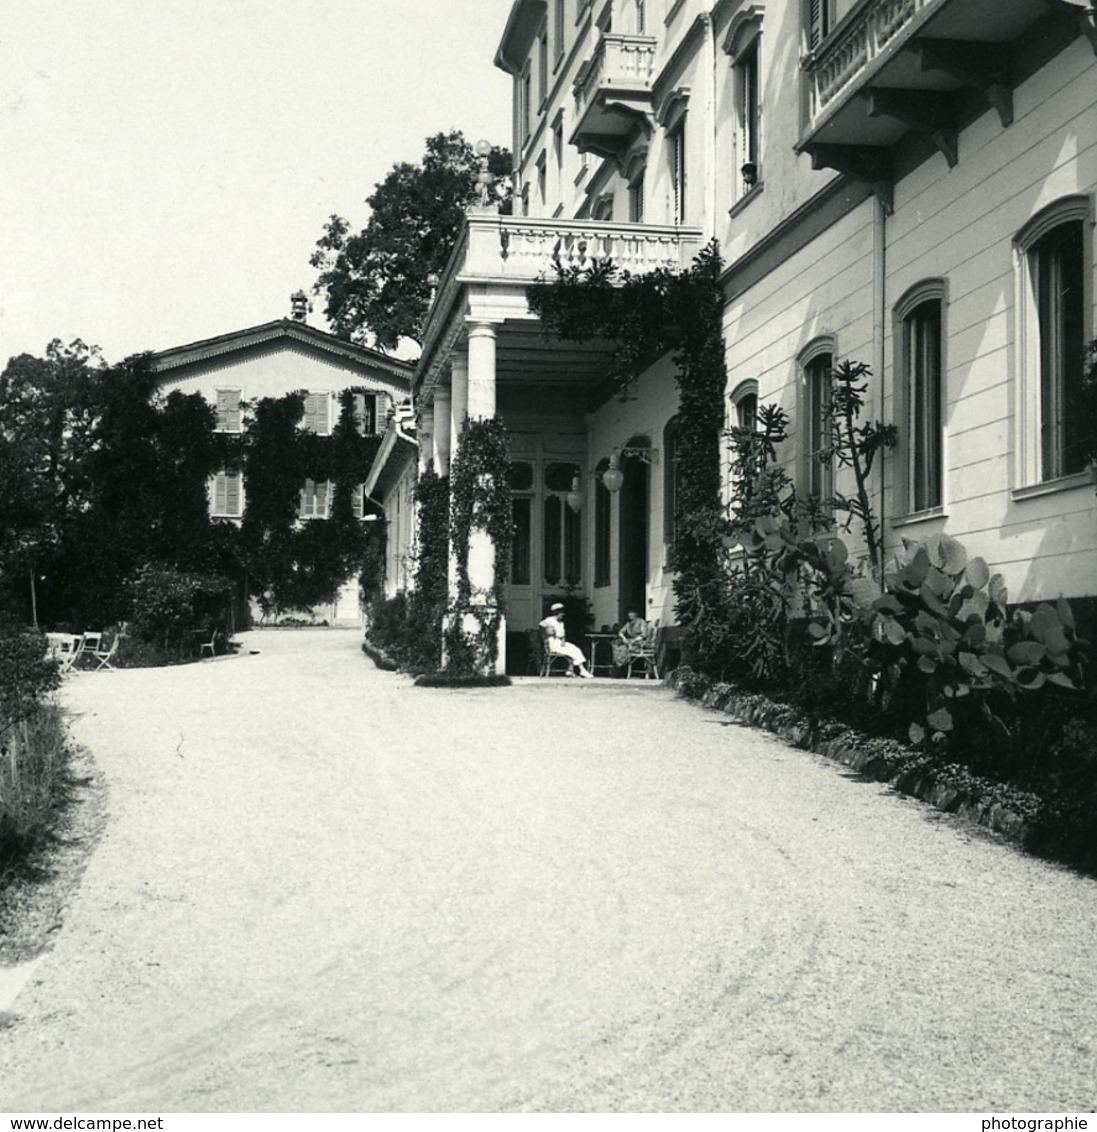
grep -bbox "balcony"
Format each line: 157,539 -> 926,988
417,211 -> 705,398
570,33 -> 658,161
797,0 -> 1097,207
462,214 -> 703,281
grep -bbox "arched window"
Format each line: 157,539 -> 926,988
594,457 -> 612,587
543,461 -> 581,586
1014,196 -> 1094,486
895,279 -> 947,513
797,338 -> 836,502
724,6 -> 764,202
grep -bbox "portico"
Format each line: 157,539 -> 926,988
412,206 -> 702,670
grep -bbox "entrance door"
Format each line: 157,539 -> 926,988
618,454 -> 649,624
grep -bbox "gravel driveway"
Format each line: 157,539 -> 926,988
1,628 -> 1095,1112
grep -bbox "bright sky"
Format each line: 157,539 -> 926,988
0,0 -> 516,365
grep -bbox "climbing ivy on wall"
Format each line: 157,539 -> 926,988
444,415 -> 515,674
527,240 -> 730,660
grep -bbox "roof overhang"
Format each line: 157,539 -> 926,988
150,319 -> 414,395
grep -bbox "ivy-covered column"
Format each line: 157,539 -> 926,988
447,321 -> 506,674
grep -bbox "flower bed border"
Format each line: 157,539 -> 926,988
668,667 -> 1041,844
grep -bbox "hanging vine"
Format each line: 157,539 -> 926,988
528,240 -> 730,660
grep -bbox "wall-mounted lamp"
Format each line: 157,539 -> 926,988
601,454 -> 625,493
600,446 -> 658,494
566,475 -> 585,512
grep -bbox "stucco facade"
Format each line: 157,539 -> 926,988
152,312 -> 412,624
369,0 -> 1097,671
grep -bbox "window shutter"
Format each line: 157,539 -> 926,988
809,0 -> 823,48
321,481 -> 332,519
351,484 -> 364,519
375,393 -> 389,431
214,474 -> 227,515
216,389 -> 241,431
303,393 -> 330,434
299,479 -> 313,518
225,473 -> 241,516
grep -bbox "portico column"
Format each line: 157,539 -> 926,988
448,323 -> 505,674
432,385 -> 452,475
450,353 -> 469,445
466,322 -> 497,420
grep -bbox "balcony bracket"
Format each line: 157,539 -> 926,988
804,143 -> 893,213
1041,0 -> 1097,55
863,88 -> 959,168
909,38 -> 1013,128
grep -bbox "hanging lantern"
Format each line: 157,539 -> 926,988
566,474 -> 585,512
601,454 -> 624,493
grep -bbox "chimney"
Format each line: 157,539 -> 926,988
290,290 -> 310,323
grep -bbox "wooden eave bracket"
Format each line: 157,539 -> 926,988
804,143 -> 894,213
863,87 -> 959,167
1040,0 -> 1097,54
909,38 -> 1013,128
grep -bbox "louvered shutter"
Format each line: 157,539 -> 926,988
299,479 -> 313,518
214,474 -> 227,515
351,484 -> 364,519
303,392 -> 330,434
375,393 -> 389,432
321,481 -> 332,519
216,388 -> 242,432
353,392 -> 378,436
809,0 -> 823,48
225,473 -> 241,516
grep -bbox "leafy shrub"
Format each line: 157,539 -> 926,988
0,615 -> 61,725
863,534 -> 1088,758
127,563 -> 232,660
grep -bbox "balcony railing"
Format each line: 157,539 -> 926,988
573,33 -> 658,116
460,214 -> 704,283
804,0 -> 942,124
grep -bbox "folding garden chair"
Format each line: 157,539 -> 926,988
92,630 -> 122,671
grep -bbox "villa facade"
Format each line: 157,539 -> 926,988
151,300 -> 412,624
371,0 -> 1097,671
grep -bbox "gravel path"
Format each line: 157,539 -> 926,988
1,628 -> 1095,1112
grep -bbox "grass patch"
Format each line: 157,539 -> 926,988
0,703 -> 72,867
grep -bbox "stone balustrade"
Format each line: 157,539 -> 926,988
805,0 -> 941,122
461,214 -> 704,282
573,33 -> 658,114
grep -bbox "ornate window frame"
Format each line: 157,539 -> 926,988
893,278 -> 948,520
1012,194 -> 1094,493
796,335 -> 836,501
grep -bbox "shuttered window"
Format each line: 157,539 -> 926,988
670,122 -> 687,224
351,484 -> 365,519
302,392 -> 331,435
215,388 -> 242,433
904,298 -> 944,511
212,472 -> 243,518
299,479 -> 331,519
806,354 -> 834,501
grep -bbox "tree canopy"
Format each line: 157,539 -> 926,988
310,130 -> 512,352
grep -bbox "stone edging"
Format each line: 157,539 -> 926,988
668,670 -> 1038,845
